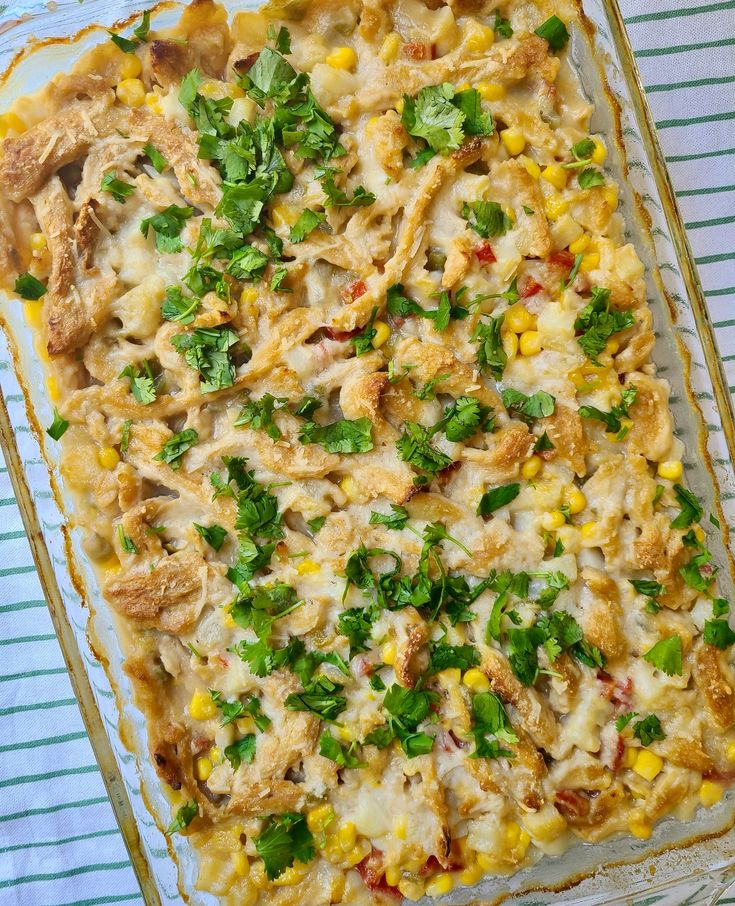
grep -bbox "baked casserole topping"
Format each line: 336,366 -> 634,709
1,0 -> 734,902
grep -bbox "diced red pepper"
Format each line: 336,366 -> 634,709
519,277 -> 543,298
323,325 -> 362,342
475,242 -> 496,264
402,42 -> 430,60
597,671 -> 633,710
549,250 -> 575,269
554,789 -> 590,818
612,734 -> 625,771
356,850 -> 401,898
341,280 -> 367,304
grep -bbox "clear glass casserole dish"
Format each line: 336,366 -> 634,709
0,0 -> 734,903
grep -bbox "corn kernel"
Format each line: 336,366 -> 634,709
466,24 -> 495,52
522,808 -> 567,842
476,852 -> 497,872
657,460 -> 683,481
372,320 -> 391,348
603,185 -> 618,210
519,330 -> 541,357
116,78 -> 146,108
209,746 -> 222,764
541,164 -> 567,191
438,667 -> 461,686
500,128 -> 525,157
398,878 -> 425,901
307,803 -> 334,834
522,156 -> 541,179
240,287 -> 258,306
694,525 -> 706,544
568,233 -> 590,255
339,475 -> 358,501
297,559 -> 321,575
30,232 -> 47,252
579,521 -> 597,540
98,446 -> 120,470
338,821 -> 356,852
381,641 -> 396,666
272,860 -> 309,886
145,91 -> 162,115
189,690 -> 217,721
544,194 -> 570,221
236,715 -> 255,734
391,815 -> 408,840
579,252 -> 600,273
195,757 -> 213,781
477,81 -> 505,101
505,304 -> 536,333
326,47 -> 357,71
726,742 -> 735,763
564,486 -> 587,515
605,337 -> 620,356
119,53 -> 142,80
459,862 -> 484,886
46,376 -> 60,403
542,510 -> 566,531
521,455 -> 542,480
0,112 -> 26,137
633,749 -> 663,782
395,98 -> 405,115
463,668 -> 490,693
623,746 -> 638,768
700,780 -> 723,807
502,330 -> 518,359
385,865 -> 402,886
231,851 -> 249,877
380,32 -> 401,63
345,838 -> 371,866
628,819 -> 652,840
591,139 -> 607,165
426,872 -> 454,897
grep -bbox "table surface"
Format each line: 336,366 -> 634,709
1,1 -> 734,903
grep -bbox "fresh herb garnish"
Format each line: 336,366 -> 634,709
289,209 -> 325,243
469,691 -> 517,759
171,326 -> 239,393
161,286 -> 200,325
255,813 -> 315,881
299,417 -> 374,453
462,200 -> 512,239
633,714 -> 666,746
369,505 -> 410,530
704,619 -> 735,649
235,393 -> 286,441
142,143 -> 167,173
166,800 -> 198,835
140,204 -> 193,253
100,172 -> 135,203
535,15 -> 570,51
502,388 -> 556,421
319,732 -> 366,769
117,523 -> 138,554
46,408 -> 69,440
15,273 -> 47,300
579,386 -> 637,438
193,522 -> 228,551
119,361 -> 156,405
642,635 -> 682,676
574,287 -> 635,364
396,421 -> 453,475
478,483 -> 520,516
224,734 -> 256,770
153,428 -> 199,470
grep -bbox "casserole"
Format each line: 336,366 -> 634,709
1,0 -> 735,900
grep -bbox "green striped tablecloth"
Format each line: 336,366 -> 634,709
0,1 -> 734,903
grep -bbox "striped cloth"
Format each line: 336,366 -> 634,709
1,1 -> 734,903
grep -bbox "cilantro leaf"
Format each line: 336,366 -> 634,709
642,635 -> 682,676
578,167 -> 605,189
350,307 -> 378,356
318,167 -> 376,207
428,641 -> 479,673
120,419 -> 131,453
401,83 -> 465,154
453,89 -> 493,136
108,32 -> 138,54
473,314 -> 507,379
570,138 -> 595,161
140,204 -> 193,253
502,388 -> 556,421
119,361 -> 156,405
470,690 -> 518,759
142,143 -> 167,173
579,386 -> 637,437
670,484 -> 702,529
285,675 -> 347,721
633,714 -> 666,746
462,200 -> 512,239
14,273 -> 47,300
289,209 -> 325,243
153,428 -> 199,470
396,422 -> 453,475
369,505 -> 409,530
704,619 -> 735,649
100,172 -> 135,203
224,734 -> 256,769
338,606 -> 378,656
226,244 -> 269,280
235,393 -> 286,441
170,326 -> 239,393
494,11 -> 513,38
166,800 -> 198,834
478,483 -> 520,516
535,15 -> 570,51
133,10 -> 150,42
47,408 -> 69,441
161,286 -> 200,325
441,397 -> 494,442
117,524 -> 138,555
193,522 -> 228,551
319,732 -> 366,768
210,689 -> 271,730
574,287 -> 635,365
255,813 -> 315,881
534,431 -> 554,453
615,711 -> 638,732
380,684 -> 438,758
299,417 -> 373,454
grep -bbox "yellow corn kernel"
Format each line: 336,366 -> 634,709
657,460 -> 683,481
623,746 -> 638,768
145,91 -> 162,115
326,46 -> 357,70
466,24 -> 495,52
345,838 -> 371,866
605,337 -> 620,356
699,780 -> 723,807
339,475 -> 358,501
395,97 -> 405,115
338,725 -> 352,741
500,128 -> 525,157
519,330 -> 541,357
425,873 -> 454,897
629,819 -> 652,840
462,668 -> 490,694
236,715 -> 255,734
307,803 -> 334,834
693,525 -> 705,544
505,304 -> 536,333
209,746 -> 222,764
459,862 -> 484,886
522,808 -> 567,842
398,878 -> 425,901
272,860 -> 309,886
30,232 -> 47,252
542,510 -> 566,531
603,185 -> 618,210
477,81 -> 505,101
297,559 -> 321,575
476,852 -> 497,872
568,233 -> 590,255
189,690 -> 217,721
505,821 -> 521,848
240,287 -> 258,306
591,139 -> 607,165
198,80 -> 220,98
381,641 -> 396,666
119,53 -> 142,80
726,742 -> 735,762
98,446 -> 120,470
544,194 -> 570,221
522,156 -> 541,179
231,851 -> 249,877
0,112 -> 26,137
541,164 -> 567,191
579,252 -> 600,273
502,330 -> 518,359
380,32 -> 401,63
438,667 -> 461,687
521,455 -> 542,480
633,749 -> 663,782
385,865 -> 402,887
195,757 -> 213,782
338,821 -> 356,852
392,815 -> 408,840
372,321 -> 391,348
403,858 -> 424,874
223,609 -> 236,629
24,302 -> 43,329
46,376 -> 60,403
271,204 -> 298,227
579,521 -> 597,540
116,78 -> 146,108
564,487 -> 587,515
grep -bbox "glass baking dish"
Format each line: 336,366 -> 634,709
0,0 -> 734,903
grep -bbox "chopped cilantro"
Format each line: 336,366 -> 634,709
170,326 -> 239,393
118,361 -> 156,405
704,619 -> 735,649
226,244 -> 269,280
574,287 -> 635,364
369,505 -> 409,530
161,286 -> 200,325
307,515 -> 326,534
318,167 -> 376,207
224,734 -> 256,770
142,143 -> 167,173
478,483 -> 520,516
473,315 -> 507,380
350,307 -> 378,356
285,675 -> 347,721
670,484 -> 703,529
428,640 -> 479,673
578,167 -> 605,189
193,522 -> 228,551
470,691 -> 517,759
396,421 -> 453,475
117,523 -> 138,555
14,273 -> 47,300
440,397 -> 494,442
255,813 -> 315,881
534,431 -> 555,453
289,209 -> 325,243
494,11 -> 513,38
140,204 -> 193,253
108,31 -> 138,54
579,386 -> 637,437
462,200 -> 512,239
535,15 -> 570,51
299,417 -> 373,453
100,172 -> 135,203
502,388 -> 556,421
642,635 -> 682,676
633,714 -> 666,746
166,800 -> 198,834
319,732 -> 366,768
46,408 -> 69,441
153,428 -> 199,470
615,711 -> 638,732
235,393 -> 286,441
120,419 -> 132,453
337,606 -> 378,657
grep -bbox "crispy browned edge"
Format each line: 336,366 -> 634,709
0,0 -> 733,904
